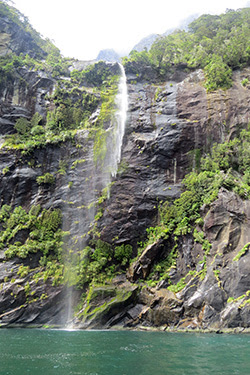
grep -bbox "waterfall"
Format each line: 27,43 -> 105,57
173,158 -> 177,184
64,63 -> 128,327
111,63 -> 128,177
96,62 -> 128,193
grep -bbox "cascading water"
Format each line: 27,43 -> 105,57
64,63 -> 128,327
111,63 -> 128,177
96,63 -> 128,190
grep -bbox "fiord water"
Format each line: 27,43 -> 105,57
0,329 -> 250,375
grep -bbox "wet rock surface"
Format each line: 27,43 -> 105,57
0,252 -> 67,326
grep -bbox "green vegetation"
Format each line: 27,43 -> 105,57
92,75 -> 119,164
242,78 -> 249,87
78,285 -> 133,322
168,274 -> 190,293
36,173 -> 55,185
123,8 -> 250,90
233,243 -> 250,261
17,265 -> 30,278
2,166 -> 9,175
0,203 -> 66,290
71,159 -> 86,169
204,55 -> 232,91
33,261 -> 64,286
0,1 -> 61,57
0,204 -> 63,262
227,290 -> 250,308
2,110 -> 76,154
0,1 -> 120,159
1,60 -> 119,160
114,244 -> 133,266
74,239 -> 133,287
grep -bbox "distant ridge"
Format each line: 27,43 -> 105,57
131,13 -> 199,52
96,49 -> 121,62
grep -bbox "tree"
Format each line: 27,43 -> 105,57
204,55 -> 232,91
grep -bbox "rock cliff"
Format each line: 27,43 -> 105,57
1,2 -> 250,331
86,66 -> 250,331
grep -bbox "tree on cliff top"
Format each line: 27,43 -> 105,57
123,8 -> 250,91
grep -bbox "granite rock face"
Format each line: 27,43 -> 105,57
0,67 -> 55,135
0,12 -> 46,58
91,67 -> 250,330
118,188 -> 250,331
97,67 -> 250,250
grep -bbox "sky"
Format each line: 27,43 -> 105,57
10,0 -> 250,61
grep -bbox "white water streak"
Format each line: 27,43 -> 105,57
111,63 -> 128,177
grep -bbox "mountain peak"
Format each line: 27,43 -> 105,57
96,49 -> 121,62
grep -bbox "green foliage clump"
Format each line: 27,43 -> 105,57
167,276 -> 187,293
204,55 -> 232,91
122,50 -> 152,76
0,204 -> 63,263
73,238 -> 133,287
2,166 -> 9,175
71,159 -> 86,169
0,54 -> 24,89
91,239 -> 113,264
227,291 -> 250,308
33,261 -> 64,286
17,265 -> 30,278
3,111 -> 76,154
47,84 -> 99,132
14,117 -> 31,135
83,62 -> 119,87
36,173 -> 55,185
241,78 -> 249,87
114,244 -> 133,265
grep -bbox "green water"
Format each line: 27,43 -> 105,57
0,329 -> 249,375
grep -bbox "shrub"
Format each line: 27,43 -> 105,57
114,244 -> 133,265
204,55 -> 232,91
242,78 -> 249,87
36,173 -> 55,185
14,117 -> 31,136
30,125 -> 45,136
